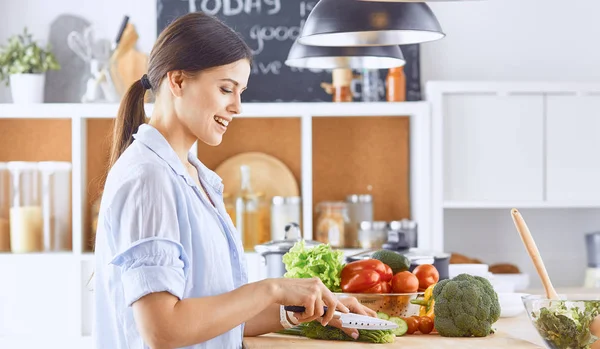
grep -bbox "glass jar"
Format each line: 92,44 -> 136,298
235,165 -> 269,251
358,221 -> 388,249
0,163 -> 10,252
7,162 -> 43,253
223,192 -> 236,223
345,194 -> 373,248
315,201 -> 348,248
39,162 -> 72,252
271,196 -> 301,241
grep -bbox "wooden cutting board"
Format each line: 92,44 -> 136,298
243,332 -> 543,348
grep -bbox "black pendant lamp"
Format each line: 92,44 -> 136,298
298,0 -> 445,47
285,41 -> 405,70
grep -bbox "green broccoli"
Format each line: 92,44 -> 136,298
432,273 -> 501,337
278,321 -> 396,343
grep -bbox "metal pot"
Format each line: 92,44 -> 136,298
254,223 -> 322,278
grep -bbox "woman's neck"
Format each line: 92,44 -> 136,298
148,104 -> 196,166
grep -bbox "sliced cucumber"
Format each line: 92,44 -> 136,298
388,317 -> 408,336
377,312 -> 390,320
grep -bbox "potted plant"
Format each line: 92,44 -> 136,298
0,27 -> 60,103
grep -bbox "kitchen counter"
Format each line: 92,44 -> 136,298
243,315 -> 545,348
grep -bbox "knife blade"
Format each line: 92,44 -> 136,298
283,305 -> 398,330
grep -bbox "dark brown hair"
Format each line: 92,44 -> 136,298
108,12 -> 252,169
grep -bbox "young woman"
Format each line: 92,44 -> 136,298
93,12 -> 375,349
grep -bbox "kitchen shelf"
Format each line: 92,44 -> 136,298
443,201 -> 600,209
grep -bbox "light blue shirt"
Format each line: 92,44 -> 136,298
93,124 -> 248,349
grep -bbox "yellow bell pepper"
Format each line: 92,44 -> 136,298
410,283 -> 435,319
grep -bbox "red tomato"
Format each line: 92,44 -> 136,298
418,316 -> 434,334
412,264 -> 439,291
404,317 -> 419,334
391,271 -> 419,293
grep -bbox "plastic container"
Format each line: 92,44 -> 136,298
7,162 -> 43,253
39,162 -> 72,252
0,163 -> 10,252
346,194 -> 373,248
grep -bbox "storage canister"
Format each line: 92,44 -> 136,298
270,196 -> 301,241
7,162 -> 43,253
346,194 -> 373,248
39,162 -> 72,252
0,163 -> 10,252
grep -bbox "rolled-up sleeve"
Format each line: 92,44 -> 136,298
107,165 -> 190,306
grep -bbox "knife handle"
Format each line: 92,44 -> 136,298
284,305 -> 328,313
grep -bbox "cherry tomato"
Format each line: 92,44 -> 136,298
412,264 -> 440,291
418,316 -> 434,334
391,271 -> 419,293
404,317 -> 419,335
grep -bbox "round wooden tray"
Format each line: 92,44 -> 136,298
215,152 -> 299,201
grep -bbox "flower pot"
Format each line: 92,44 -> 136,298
9,73 -> 45,103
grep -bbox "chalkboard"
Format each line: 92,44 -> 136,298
156,0 -> 421,102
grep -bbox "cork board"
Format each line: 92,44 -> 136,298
197,118 -> 302,185
312,116 -> 411,226
86,119 -> 114,251
0,119 -> 71,161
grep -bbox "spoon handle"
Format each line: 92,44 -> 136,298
511,208 -> 559,300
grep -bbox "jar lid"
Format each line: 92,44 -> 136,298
272,196 -> 301,205
38,161 -> 72,172
7,161 -> 39,171
359,221 -> 387,230
388,219 -> 417,231
346,194 -> 372,203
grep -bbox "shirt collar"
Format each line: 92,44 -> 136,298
132,124 -> 223,193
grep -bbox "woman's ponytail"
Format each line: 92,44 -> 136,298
108,77 -> 150,169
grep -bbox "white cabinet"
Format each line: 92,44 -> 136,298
443,94 -> 545,202
546,96 -> 600,202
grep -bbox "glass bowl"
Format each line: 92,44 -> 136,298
335,292 -> 423,318
522,294 -> 600,349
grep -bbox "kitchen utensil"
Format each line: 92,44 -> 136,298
67,30 -> 92,63
584,231 -> 600,288
510,208 -> 559,300
216,152 -> 299,202
283,306 -> 399,330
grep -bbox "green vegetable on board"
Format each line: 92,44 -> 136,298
282,240 -> 344,292
279,321 -> 396,344
432,273 -> 501,337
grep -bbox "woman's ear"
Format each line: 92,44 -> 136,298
166,70 -> 185,97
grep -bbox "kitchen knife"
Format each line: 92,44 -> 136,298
284,306 -> 398,330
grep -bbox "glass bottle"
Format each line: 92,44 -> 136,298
235,165 -> 269,251
386,66 -> 406,102
315,201 -> 349,248
7,162 -> 43,253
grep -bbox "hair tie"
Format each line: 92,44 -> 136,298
140,74 -> 152,90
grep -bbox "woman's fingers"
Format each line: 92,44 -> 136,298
321,293 -> 338,326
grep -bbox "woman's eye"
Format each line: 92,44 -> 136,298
220,87 -> 233,94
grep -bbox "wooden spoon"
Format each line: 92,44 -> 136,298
511,208 -> 559,300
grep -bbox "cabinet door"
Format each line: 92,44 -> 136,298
444,94 -> 544,202
546,96 -> 600,202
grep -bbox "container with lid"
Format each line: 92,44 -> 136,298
388,219 -> 418,249
357,221 -> 388,249
346,194 -> 373,248
315,201 -> 348,248
7,162 -> 43,253
271,196 -> 301,241
39,162 -> 72,252
255,222 -> 322,278
0,163 -> 10,252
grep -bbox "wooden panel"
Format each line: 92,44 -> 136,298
443,95 -> 544,202
85,119 -> 113,252
197,118 -> 302,189
0,119 -> 71,161
546,96 -> 600,201
312,117 -> 411,228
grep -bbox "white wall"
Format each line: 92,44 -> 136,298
2,0 -> 600,102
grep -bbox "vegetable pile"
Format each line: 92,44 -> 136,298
280,321 -> 396,344
532,300 -> 600,349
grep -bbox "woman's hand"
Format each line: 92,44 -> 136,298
269,277 -> 350,326
320,296 -> 377,340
